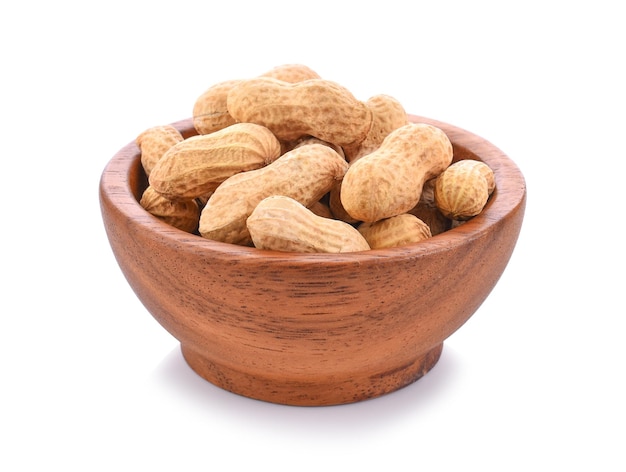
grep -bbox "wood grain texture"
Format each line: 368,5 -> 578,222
99,114 -> 526,406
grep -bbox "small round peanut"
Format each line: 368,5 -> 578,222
358,213 -> 432,249
434,159 -> 495,220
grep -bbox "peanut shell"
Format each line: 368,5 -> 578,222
340,123 -> 453,222
226,77 -> 372,147
247,195 -> 370,253
193,79 -> 241,135
149,122 -> 281,201
344,94 -> 409,162
199,143 -> 348,245
136,125 -> 184,176
434,159 -> 493,220
358,213 -> 432,249
259,64 -> 321,83
139,186 -> 199,233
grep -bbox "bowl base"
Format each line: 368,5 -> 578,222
180,343 -> 443,406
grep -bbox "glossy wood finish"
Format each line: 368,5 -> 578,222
99,115 -> 526,406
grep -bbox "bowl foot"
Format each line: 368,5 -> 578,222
180,343 -> 443,406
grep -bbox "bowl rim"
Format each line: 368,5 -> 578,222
100,114 -> 526,265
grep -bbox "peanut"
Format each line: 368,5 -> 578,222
471,159 -> 496,194
358,213 -> 432,249
138,64 -> 501,251
434,159 -> 495,220
247,196 -> 370,253
308,200 -> 334,219
199,143 -> 349,245
290,135 -> 345,158
340,123 -> 453,223
149,122 -> 281,201
329,182 -> 360,224
226,77 -> 372,147
192,79 -> 241,135
344,94 -> 409,162
136,125 -> 184,176
259,63 -> 321,83
139,186 -> 199,233
193,65 -> 321,136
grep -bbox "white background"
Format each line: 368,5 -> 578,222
2,1 -> 624,470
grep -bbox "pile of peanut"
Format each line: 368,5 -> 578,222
136,64 -> 495,253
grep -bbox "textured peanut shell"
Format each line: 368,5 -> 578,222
192,79 -> 241,135
308,200 -> 334,219
329,181 -> 360,224
199,144 -> 349,245
357,213 -> 432,249
226,77 -> 373,147
340,123 -> 453,222
434,159 -> 492,220
292,140 -> 349,221
149,122 -> 281,201
136,125 -> 184,176
259,63 -> 321,83
290,135 -> 345,158
247,196 -> 370,253
193,65 -> 321,135
344,94 -> 409,162
460,159 -> 496,194
139,186 -> 199,233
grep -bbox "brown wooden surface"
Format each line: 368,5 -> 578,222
99,115 -> 526,406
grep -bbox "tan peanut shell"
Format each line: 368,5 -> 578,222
469,159 -> 496,194
226,77 -> 373,147
247,195 -> 370,253
291,139 -> 349,221
344,94 -> 409,162
340,123 -> 453,223
139,186 -> 199,233
329,182 -> 360,224
259,63 -> 321,83
328,99 -> 401,222
308,200 -> 334,219
192,79 -> 241,135
136,125 -> 184,176
290,135 -> 346,159
358,213 -> 432,249
434,159 -> 494,220
193,64 -> 321,136
149,122 -> 281,201
199,143 -> 349,245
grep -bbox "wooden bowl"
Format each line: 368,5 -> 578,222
99,114 -> 526,406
